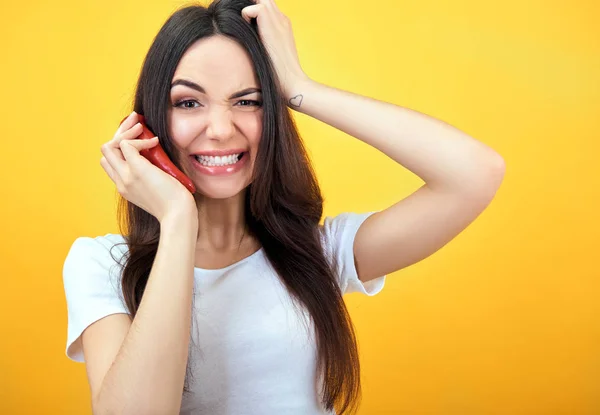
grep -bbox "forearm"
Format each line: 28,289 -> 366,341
94,215 -> 198,415
288,78 -> 504,193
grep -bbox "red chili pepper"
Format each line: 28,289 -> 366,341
119,114 -> 196,194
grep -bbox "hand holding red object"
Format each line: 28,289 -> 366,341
100,112 -> 198,224
118,114 -> 196,194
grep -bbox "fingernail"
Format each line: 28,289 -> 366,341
131,110 -> 136,116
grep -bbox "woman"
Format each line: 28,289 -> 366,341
63,0 -> 505,414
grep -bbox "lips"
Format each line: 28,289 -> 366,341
189,151 -> 249,175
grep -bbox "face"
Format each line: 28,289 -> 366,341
167,35 -> 263,200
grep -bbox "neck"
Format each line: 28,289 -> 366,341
194,190 -> 252,252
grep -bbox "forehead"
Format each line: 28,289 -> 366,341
172,35 -> 258,94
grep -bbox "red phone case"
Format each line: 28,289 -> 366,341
119,114 -> 196,194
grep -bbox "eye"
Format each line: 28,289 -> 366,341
237,100 -> 262,107
173,99 -> 201,109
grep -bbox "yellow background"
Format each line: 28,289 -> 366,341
1,0 -> 598,413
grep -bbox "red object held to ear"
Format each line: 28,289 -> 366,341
119,114 -> 196,194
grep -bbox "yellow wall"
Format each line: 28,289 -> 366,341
1,0 -> 598,413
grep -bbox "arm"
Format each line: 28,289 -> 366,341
239,0 -> 504,283
289,78 -> 504,193
288,78 -> 505,281
90,213 -> 198,415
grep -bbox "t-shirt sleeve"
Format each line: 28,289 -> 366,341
62,236 -> 130,363
320,211 -> 386,296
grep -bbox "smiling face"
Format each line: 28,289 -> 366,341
167,35 -> 263,200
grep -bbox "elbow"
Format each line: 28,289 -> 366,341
459,153 -> 506,201
474,150 -> 505,189
485,153 -> 506,191
489,152 -> 506,177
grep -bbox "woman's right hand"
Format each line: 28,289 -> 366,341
100,111 -> 198,225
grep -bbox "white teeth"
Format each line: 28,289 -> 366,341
194,153 -> 242,166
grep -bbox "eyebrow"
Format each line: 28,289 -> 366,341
170,79 -> 262,99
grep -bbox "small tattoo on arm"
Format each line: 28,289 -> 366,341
289,94 -> 303,108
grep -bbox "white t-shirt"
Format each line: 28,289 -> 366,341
63,211 -> 386,414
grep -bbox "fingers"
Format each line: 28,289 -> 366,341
101,139 -> 127,178
101,125 -> 158,188
120,137 -> 159,168
241,4 -> 261,23
101,136 -> 158,192
115,111 -> 139,137
100,110 -> 161,196
100,123 -> 142,175
100,156 -> 120,188
112,122 -> 144,150
103,121 -> 143,159
117,137 -> 159,187
242,1 -> 287,26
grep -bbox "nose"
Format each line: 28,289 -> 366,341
205,105 -> 235,142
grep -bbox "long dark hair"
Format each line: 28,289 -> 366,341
109,1 -> 361,413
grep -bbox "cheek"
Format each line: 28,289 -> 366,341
237,112 -> 262,151
169,119 -> 199,147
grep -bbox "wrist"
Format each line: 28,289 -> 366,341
286,75 -> 313,111
160,208 -> 198,231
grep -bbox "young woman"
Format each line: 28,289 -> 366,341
63,0 -> 505,413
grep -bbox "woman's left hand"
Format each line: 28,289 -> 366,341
242,0 -> 310,100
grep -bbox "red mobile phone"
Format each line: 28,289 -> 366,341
119,114 -> 196,194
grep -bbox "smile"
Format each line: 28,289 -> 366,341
190,152 -> 248,176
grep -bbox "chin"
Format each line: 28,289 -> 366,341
193,182 -> 249,200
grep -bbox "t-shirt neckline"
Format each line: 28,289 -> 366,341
193,246 -> 264,273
